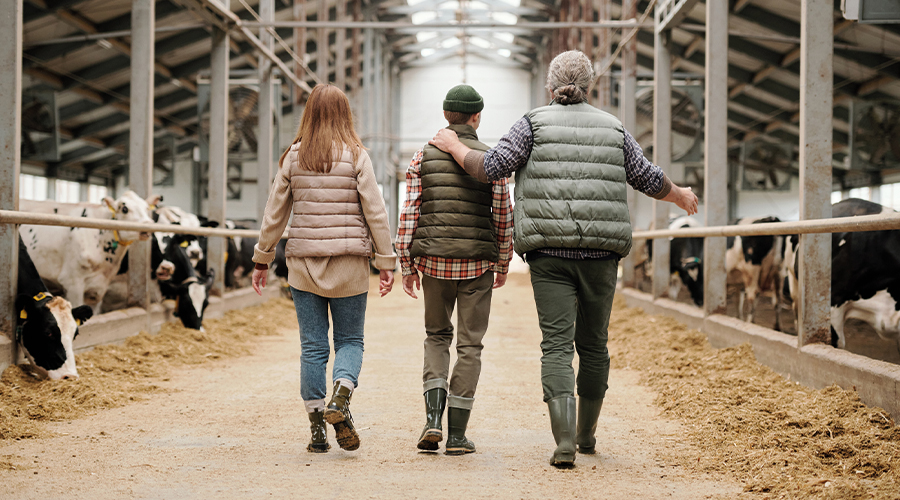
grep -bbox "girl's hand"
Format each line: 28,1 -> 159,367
379,269 -> 394,297
251,267 -> 267,296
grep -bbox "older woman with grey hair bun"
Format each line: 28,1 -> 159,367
429,50 -> 698,468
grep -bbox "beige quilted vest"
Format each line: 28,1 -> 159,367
284,143 -> 371,259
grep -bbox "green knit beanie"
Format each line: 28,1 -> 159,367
443,84 -> 484,114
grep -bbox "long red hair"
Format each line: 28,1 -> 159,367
280,84 -> 364,173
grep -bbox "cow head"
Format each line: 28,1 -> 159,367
102,190 -> 155,243
157,234 -> 213,330
153,205 -> 206,267
17,293 -> 93,380
678,257 -> 704,307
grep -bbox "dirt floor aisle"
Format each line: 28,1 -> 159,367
0,273 -> 739,499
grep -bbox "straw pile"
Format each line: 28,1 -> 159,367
0,298 -> 296,442
610,297 -> 900,499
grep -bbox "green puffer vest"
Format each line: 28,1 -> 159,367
410,124 -> 498,261
514,101 -> 633,257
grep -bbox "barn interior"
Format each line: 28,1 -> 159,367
3,0 -> 900,419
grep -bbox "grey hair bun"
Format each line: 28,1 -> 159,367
554,84 -> 586,104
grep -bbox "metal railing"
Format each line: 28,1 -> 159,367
630,212 -> 900,240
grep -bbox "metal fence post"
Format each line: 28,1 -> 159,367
208,22 -> 230,297
619,0 -> 637,288
797,0 -> 833,346
651,21 -> 672,300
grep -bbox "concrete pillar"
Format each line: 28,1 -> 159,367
127,0 -> 154,312
619,0 -> 637,287
0,0 -> 23,362
293,0 -> 306,103
703,0 -> 728,316
597,0 -> 611,110
797,0 -> 833,346
208,24 -> 230,297
651,26 -> 672,299
257,0 -> 275,226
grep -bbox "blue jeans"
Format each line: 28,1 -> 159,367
290,288 -> 367,402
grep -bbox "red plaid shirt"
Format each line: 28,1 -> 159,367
397,150 -> 514,280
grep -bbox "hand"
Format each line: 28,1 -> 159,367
493,272 -> 508,289
251,267 -> 267,296
402,273 -> 421,299
379,270 -> 394,297
428,128 -> 460,153
676,186 -> 699,216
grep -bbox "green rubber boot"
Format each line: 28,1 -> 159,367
324,382 -> 360,451
417,388 -> 447,451
575,397 -> 604,454
548,396 -> 576,467
444,407 -> 476,455
306,410 -> 330,453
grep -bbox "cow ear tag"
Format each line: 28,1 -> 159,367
180,241 -> 189,248
75,319 -> 83,326
33,292 -> 49,302
19,310 -> 27,320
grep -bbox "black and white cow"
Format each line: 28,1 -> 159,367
725,216 -> 785,331
783,198 -> 900,352
156,233 -> 215,330
667,216 -> 705,307
20,191 -> 155,312
16,239 -> 93,380
153,205 -> 205,267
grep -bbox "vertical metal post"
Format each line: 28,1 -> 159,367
127,0 -> 154,312
351,1 -> 361,97
363,19 -> 374,146
208,23 -> 229,297
797,0 -> 833,346
373,33 -> 384,191
703,0 -> 728,315
335,0 -> 346,91
651,23 -> 672,299
619,0 -> 637,287
258,0 -> 275,226
390,61 -> 402,235
597,0 -> 611,110
318,0 -> 328,83
293,0 -> 306,103
0,0 -> 22,364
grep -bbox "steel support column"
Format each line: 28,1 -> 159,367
257,0 -> 275,226
293,0 -> 306,103
0,0 -> 22,363
335,0 -> 346,90
127,0 -> 154,312
797,0 -> 832,346
208,23 -> 229,297
651,24 -> 672,299
597,0 -> 611,110
317,0 -> 328,82
703,0 -> 728,316
620,0 -> 638,287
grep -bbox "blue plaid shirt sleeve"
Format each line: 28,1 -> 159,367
622,129 -> 667,197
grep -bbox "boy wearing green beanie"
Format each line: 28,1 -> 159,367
396,84 -> 514,455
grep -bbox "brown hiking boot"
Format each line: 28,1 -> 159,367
324,382 -> 360,451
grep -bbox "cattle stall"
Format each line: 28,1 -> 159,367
622,215 -> 900,421
0,208 -> 285,376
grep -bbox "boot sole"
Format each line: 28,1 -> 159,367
577,445 -> 596,455
445,447 -> 475,456
550,452 -> 576,467
326,413 -> 360,452
417,429 -> 442,451
307,443 -> 330,453
323,408 -> 343,425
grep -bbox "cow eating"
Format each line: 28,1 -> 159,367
16,239 -> 93,380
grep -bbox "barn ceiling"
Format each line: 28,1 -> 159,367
19,0 -> 900,186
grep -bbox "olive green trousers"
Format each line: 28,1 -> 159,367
528,256 -> 617,402
421,272 -> 494,400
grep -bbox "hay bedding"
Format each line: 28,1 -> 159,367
0,298 -> 296,444
610,297 -> 900,499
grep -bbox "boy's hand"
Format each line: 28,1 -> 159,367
403,272 -> 421,299
379,270 -> 394,297
493,272 -> 508,289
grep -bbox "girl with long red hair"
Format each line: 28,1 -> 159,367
251,84 -> 396,453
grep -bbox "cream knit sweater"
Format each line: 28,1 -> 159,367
253,145 -> 397,298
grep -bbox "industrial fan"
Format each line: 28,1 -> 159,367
633,85 -> 703,163
21,91 -> 60,161
848,100 -> 900,170
197,85 -> 260,161
739,139 -> 792,191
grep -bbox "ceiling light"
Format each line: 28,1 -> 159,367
96,39 -> 113,49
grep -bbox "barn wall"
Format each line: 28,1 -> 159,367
399,60 -> 534,160
735,177 -> 802,221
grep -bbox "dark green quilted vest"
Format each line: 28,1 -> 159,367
410,124 -> 498,261
514,101 -> 633,257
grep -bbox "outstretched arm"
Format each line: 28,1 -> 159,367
622,129 -> 698,215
